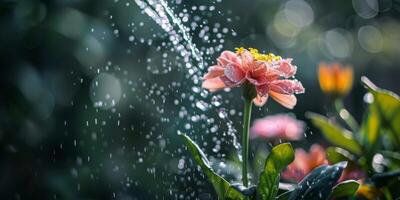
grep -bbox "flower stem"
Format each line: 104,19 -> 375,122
382,187 -> 393,200
241,97 -> 252,187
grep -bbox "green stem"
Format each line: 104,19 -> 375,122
382,187 -> 393,200
242,97 -> 252,187
334,99 -> 359,132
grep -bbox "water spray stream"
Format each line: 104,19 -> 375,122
134,0 -> 241,152
134,0 -> 204,69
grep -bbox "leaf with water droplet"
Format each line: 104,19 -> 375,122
276,190 -> 291,200
288,161 -> 348,200
329,180 -> 359,199
179,132 -> 252,199
326,147 -> 356,169
361,76 -> 400,147
257,143 -> 294,200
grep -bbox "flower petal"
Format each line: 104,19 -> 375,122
293,149 -> 310,173
309,145 -> 328,169
282,149 -> 309,182
277,58 -> 297,78
203,65 -> 225,80
251,62 -> 268,77
201,77 -> 226,92
247,74 -> 269,86
224,64 -> 246,83
318,63 -> 335,94
240,50 -> 254,71
246,62 -> 270,86
336,65 -> 353,95
270,80 -> 305,95
217,51 -> 241,66
220,75 -> 242,87
269,91 -> 297,109
255,84 -> 270,96
253,94 -> 268,107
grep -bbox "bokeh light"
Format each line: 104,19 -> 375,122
1,0 -> 400,199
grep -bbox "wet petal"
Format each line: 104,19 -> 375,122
202,77 -> 226,92
251,62 -> 267,77
203,65 -> 225,79
255,84 -> 270,96
220,75 -> 242,87
253,94 -> 268,107
217,51 -> 241,66
264,63 -> 281,79
224,64 -> 246,83
240,50 -> 254,71
247,74 -> 269,86
270,80 -> 305,95
277,58 -> 297,78
269,91 -> 297,109
246,62 -> 270,86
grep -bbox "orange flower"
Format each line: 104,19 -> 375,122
282,144 -> 328,182
356,184 -> 381,200
318,62 -> 353,98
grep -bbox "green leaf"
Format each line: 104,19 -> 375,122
362,76 -> 400,146
179,132 -> 247,199
227,184 -> 257,200
360,104 -> 380,148
326,147 -> 356,169
380,151 -> 400,167
288,162 -> 348,200
330,180 -> 360,198
306,112 -> 362,155
257,143 -> 294,200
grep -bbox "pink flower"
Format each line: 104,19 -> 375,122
250,114 -> 304,140
282,145 -> 328,182
202,48 -> 304,108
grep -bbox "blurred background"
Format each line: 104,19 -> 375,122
0,0 -> 399,199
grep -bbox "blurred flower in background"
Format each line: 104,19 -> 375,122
250,114 -> 304,140
318,62 -> 354,98
282,144 -> 327,182
356,184 -> 381,200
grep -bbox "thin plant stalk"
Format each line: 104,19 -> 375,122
241,95 -> 253,187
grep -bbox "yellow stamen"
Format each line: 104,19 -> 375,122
235,47 -> 282,62
235,47 -> 246,54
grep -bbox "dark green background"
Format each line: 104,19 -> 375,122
0,0 -> 399,199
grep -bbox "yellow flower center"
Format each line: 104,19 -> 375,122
235,47 -> 282,62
